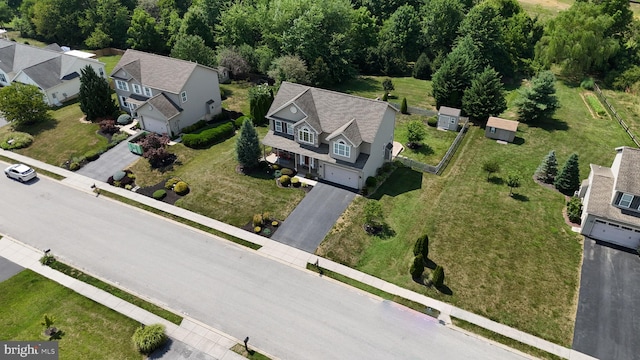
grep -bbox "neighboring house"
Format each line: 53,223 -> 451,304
579,146 -> 640,250
0,39 -> 106,106
262,82 -> 396,190
485,117 -> 519,143
110,49 -> 222,136
437,106 -> 461,131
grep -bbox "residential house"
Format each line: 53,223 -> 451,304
579,146 -> 640,250
0,39 -> 106,105
485,117 -> 519,143
437,106 -> 461,131
262,82 -> 396,190
110,49 -> 222,136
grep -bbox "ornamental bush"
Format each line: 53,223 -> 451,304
132,324 -> 167,354
410,255 -> 424,279
279,175 -> 291,186
113,170 -> 126,181
253,214 -> 263,227
254,226 -> 261,233
152,189 -> 166,200
165,178 -> 180,190
281,168 -> 294,176
99,119 -> 119,135
234,115 -> 251,129
180,120 -> 207,134
431,265 -> 445,288
174,181 -> 190,195
567,197 -> 583,224
427,117 -> 438,127
291,177 -> 300,187
366,176 -> 377,187
182,122 -> 235,149
0,132 -> 33,150
84,150 -> 101,162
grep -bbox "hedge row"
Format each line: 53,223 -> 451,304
181,120 -> 207,134
182,122 -> 235,149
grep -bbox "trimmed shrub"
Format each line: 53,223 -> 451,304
110,132 -> 129,144
580,78 -> 595,90
99,119 -> 119,135
84,150 -> 101,162
291,177 -> 300,187
281,168 -> 294,176
132,324 -> 167,354
181,120 -> 207,134
272,221 -> 279,227
152,189 -> 166,200
427,117 -> 438,127
381,92 -> 388,101
271,164 -> 280,170
365,176 -> 377,187
413,234 -> 429,260
431,265 -> 445,288
273,170 -> 282,179
410,255 -> 424,279
40,254 -> 55,266
254,226 -> 261,233
262,228 -> 272,236
400,97 -> 408,114
174,181 -> 190,195
182,122 -> 235,149
262,211 -> 271,221
253,214 -> 263,227
382,162 -> 394,172
567,197 -> 583,224
125,184 -> 133,190
234,115 -> 251,129
0,132 -> 34,150
279,175 -> 291,186
117,114 -> 132,125
113,170 -> 126,181
165,178 -> 180,190
69,162 -> 80,171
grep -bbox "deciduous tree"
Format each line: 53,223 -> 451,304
506,172 -> 522,195
0,83 -> 52,129
482,160 -> 500,180
268,55 -> 310,85
127,8 -> 165,52
170,34 -> 217,68
248,84 -> 274,126
406,120 -> 426,147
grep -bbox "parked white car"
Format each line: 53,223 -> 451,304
4,164 -> 37,182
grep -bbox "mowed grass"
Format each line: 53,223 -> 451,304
98,55 -> 123,76
0,270 -> 142,360
220,81 -> 252,115
128,127 -> 305,227
317,80 -> 636,348
599,87 -> 640,143
394,114 -> 458,165
329,76 -> 436,110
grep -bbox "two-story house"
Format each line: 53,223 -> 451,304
110,49 -> 222,136
0,40 -> 106,105
579,146 -> 640,249
261,82 -> 396,190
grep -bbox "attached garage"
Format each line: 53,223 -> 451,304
323,164 -> 359,189
140,116 -> 168,135
589,219 -> 640,249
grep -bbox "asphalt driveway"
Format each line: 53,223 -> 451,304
572,238 -> 640,360
271,182 -> 356,252
76,136 -> 140,182
0,256 -> 23,282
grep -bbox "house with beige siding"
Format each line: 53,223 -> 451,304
578,146 -> 640,250
262,82 -> 396,190
485,117 -> 519,143
110,49 -> 222,136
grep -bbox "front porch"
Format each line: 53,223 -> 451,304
265,149 -> 319,178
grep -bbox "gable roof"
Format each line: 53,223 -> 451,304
326,119 -> 362,146
111,49 -> 216,94
613,146 -> 640,195
146,93 -> 182,119
487,117 -> 519,132
439,106 -> 461,116
267,82 -> 393,144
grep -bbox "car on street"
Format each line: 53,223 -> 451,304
4,164 -> 37,182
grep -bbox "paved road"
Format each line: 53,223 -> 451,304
76,137 -> 140,182
573,238 -> 640,360
0,175 -> 526,360
271,183 -> 355,252
0,256 -> 23,282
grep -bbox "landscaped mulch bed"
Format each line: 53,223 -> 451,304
242,219 -> 282,238
136,180 -> 184,205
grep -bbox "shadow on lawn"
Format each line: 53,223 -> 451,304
406,143 -> 434,156
370,167 -> 422,199
330,76 -> 381,95
17,117 -> 58,136
511,193 -> 529,202
488,176 -> 503,185
530,117 -> 569,132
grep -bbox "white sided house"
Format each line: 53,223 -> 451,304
110,49 -> 222,137
579,146 -> 640,250
0,40 -> 106,105
262,82 -> 396,190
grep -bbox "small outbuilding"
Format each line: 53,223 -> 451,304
485,117 -> 519,143
437,106 -> 461,131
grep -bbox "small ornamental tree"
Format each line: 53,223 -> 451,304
406,120 -> 426,148
535,150 -> 558,184
364,199 -> 384,228
0,83 -> 52,129
555,153 -> 580,195
482,160 -> 500,180
413,234 -> 429,260
382,78 -> 394,93
567,197 -> 583,224
506,172 -> 522,196
431,265 -> 445,288
410,254 -> 425,279
235,118 -> 261,169
79,65 -> 118,121
248,84 -> 274,126
400,97 -> 408,114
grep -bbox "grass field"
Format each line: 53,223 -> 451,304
98,55 -> 123,76
317,80 -> 637,349
0,270 -> 143,360
394,114 -> 458,165
330,76 -> 436,110
599,88 -> 640,143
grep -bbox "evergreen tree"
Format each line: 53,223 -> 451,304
410,254 -> 424,279
382,78 -> 394,93
555,153 -> 580,195
431,265 -> 445,288
431,35 -> 482,108
507,172 -> 522,196
514,71 -> 560,123
400,97 -> 408,114
79,65 -> 118,122
462,66 -> 507,124
413,234 -> 429,260
535,150 -> 558,184
248,84 -> 274,126
235,118 -> 261,169
412,53 -> 431,80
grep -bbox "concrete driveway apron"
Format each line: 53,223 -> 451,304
271,182 -> 356,252
76,137 -> 141,182
572,238 -> 640,360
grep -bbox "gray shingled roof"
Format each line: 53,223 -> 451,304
613,147 -> 640,195
439,106 -> 461,116
267,82 -> 392,144
23,57 -> 62,89
585,164 -> 640,227
147,93 -> 182,119
111,49 -> 215,94
327,119 -> 363,147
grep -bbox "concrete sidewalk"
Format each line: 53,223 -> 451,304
0,148 -> 596,360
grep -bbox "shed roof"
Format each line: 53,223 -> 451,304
487,117 -> 519,132
439,106 -> 461,116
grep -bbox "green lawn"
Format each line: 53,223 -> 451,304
329,76 -> 436,110
0,270 -> 143,360
394,114 -> 457,165
220,81 -> 252,115
98,55 -> 123,76
317,80 -> 637,350
599,87 -> 640,143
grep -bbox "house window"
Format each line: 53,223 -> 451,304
333,140 -> 350,158
132,84 -> 142,94
450,117 -> 456,124
619,193 -> 634,208
181,91 -> 188,103
0,73 -> 7,83
115,80 -> 129,91
98,68 -> 104,77
490,127 -> 496,133
298,127 -> 314,144
120,96 -> 129,108
286,123 -> 294,135
143,87 -> 152,97
275,120 -> 283,132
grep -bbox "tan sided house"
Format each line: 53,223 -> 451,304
262,82 -> 396,190
111,49 -> 222,136
485,116 -> 519,143
578,146 -> 640,250
0,40 -> 106,106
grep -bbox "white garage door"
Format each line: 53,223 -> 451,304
324,164 -> 359,189
141,116 -> 168,135
589,220 -> 640,249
